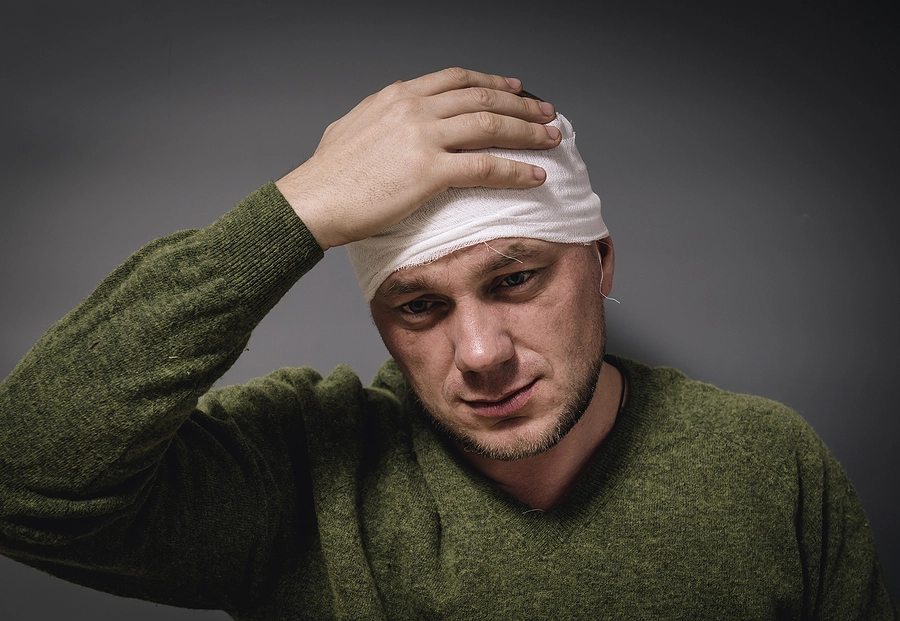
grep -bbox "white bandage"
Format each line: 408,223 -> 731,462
346,113 -> 608,301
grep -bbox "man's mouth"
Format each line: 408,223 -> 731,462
463,379 -> 539,418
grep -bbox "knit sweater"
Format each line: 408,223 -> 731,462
0,183 -> 896,620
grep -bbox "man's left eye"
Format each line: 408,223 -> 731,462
400,299 -> 433,314
499,271 -> 532,287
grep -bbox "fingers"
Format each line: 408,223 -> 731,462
394,68 -> 558,152
280,67 -> 561,249
387,67 -> 553,125
401,67 -> 522,97
427,86 -> 556,123
437,111 -> 561,151
439,151 -> 548,190
371,67 -> 557,152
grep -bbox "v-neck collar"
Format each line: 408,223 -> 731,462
410,356 -> 663,554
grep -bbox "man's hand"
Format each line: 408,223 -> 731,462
276,67 -> 561,251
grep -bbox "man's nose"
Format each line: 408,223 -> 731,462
450,304 -> 514,374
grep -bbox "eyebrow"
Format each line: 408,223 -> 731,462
479,242 -> 544,275
385,275 -> 435,297
382,242 -> 546,298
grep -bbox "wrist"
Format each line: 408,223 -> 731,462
275,165 -> 334,252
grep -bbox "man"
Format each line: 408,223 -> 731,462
0,68 -> 896,619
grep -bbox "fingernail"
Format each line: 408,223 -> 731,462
533,167 -> 546,182
539,101 -> 555,116
546,125 -> 560,140
506,77 -> 522,90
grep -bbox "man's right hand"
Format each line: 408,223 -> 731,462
275,67 -> 561,251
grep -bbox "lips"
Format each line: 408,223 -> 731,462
462,379 -> 538,418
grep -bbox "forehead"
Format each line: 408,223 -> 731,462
376,238 -> 565,299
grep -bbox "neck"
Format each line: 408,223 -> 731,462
457,359 -> 625,511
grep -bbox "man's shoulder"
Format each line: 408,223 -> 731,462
614,355 -> 829,480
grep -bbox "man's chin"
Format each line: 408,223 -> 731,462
431,411 -> 580,462
418,349 -> 605,461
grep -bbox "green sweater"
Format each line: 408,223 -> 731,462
0,184 -> 896,620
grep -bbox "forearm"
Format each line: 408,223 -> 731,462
0,182 -> 322,540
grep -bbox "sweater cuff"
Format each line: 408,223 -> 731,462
204,181 -> 325,317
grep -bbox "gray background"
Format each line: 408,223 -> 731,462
2,0 -> 897,618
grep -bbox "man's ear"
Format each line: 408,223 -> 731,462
596,237 -> 615,298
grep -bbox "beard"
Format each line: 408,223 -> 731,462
421,314 -> 608,462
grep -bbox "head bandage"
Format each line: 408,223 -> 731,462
346,113 -> 608,301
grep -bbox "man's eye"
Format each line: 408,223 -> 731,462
400,299 -> 433,314
499,271 -> 532,288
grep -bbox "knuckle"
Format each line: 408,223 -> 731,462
526,97 -> 544,117
472,111 -> 501,137
469,87 -> 495,109
471,154 -> 496,181
443,66 -> 470,85
379,81 -> 404,100
322,119 -> 340,137
392,96 -> 419,118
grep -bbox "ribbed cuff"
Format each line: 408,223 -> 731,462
203,181 -> 325,319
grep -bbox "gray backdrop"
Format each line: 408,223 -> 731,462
2,0 -> 897,618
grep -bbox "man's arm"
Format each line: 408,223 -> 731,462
0,68 -> 558,611
797,433 -> 900,619
276,67 -> 560,250
0,184 -> 319,611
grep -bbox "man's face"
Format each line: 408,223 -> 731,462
370,237 -> 615,461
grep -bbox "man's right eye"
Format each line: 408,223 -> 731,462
400,299 -> 433,315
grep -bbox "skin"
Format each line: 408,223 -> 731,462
276,68 -> 621,509
370,237 -> 623,510
277,68 -> 561,250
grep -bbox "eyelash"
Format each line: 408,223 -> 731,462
399,299 -> 435,315
497,271 -> 533,288
397,271 -> 536,316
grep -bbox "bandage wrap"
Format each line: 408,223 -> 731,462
346,113 -> 608,301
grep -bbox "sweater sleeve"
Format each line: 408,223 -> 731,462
0,182 -> 326,612
796,427 -> 900,619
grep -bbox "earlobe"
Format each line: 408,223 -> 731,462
595,237 -> 615,297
